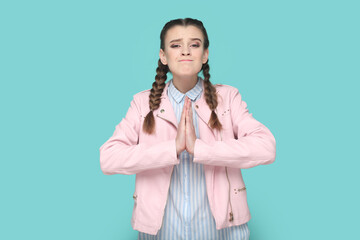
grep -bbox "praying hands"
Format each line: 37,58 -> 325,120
175,96 -> 197,155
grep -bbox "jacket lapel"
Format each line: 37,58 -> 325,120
194,80 -> 212,127
154,82 -> 178,129
194,80 -> 220,140
194,96 -> 212,127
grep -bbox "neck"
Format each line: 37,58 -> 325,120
172,75 -> 198,93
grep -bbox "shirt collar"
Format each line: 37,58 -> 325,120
167,76 -> 203,103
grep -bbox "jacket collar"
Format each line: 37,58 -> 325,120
167,77 -> 203,103
156,77 -> 213,129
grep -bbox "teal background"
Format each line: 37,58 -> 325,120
1,0 -> 359,239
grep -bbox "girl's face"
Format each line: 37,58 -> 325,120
159,25 -> 209,78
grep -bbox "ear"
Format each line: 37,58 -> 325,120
202,48 -> 209,64
159,49 -> 167,65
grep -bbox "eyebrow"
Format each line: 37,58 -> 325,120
169,38 -> 202,43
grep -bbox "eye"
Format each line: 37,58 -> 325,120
170,44 -> 180,48
191,43 -> 200,47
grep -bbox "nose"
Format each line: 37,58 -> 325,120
181,46 -> 190,56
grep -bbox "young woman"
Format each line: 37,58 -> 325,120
100,18 -> 276,240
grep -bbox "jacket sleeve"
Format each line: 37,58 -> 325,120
193,88 -> 276,169
99,94 -> 179,175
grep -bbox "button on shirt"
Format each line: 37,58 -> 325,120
138,77 -> 249,240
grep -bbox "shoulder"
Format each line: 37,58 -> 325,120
214,83 -> 241,98
214,83 -> 237,91
128,89 -> 151,113
133,88 -> 151,100
212,83 -> 246,110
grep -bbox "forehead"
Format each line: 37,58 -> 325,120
165,25 -> 204,42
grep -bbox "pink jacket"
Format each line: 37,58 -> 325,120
99,80 -> 276,235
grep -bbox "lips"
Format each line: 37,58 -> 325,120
179,59 -> 193,62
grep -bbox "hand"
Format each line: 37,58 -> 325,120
175,97 -> 187,156
185,97 -> 196,154
175,97 -> 197,156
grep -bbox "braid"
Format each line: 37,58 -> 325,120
202,61 -> 222,131
143,59 -> 168,134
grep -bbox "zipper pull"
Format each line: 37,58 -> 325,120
229,212 -> 234,222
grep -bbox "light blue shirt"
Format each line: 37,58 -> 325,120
139,77 -> 249,240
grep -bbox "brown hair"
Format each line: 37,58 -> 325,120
143,18 -> 222,134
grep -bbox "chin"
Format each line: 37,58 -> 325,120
174,69 -> 201,77
176,73 -> 198,79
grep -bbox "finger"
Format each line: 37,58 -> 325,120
188,100 -> 194,125
180,98 -> 187,124
187,97 -> 191,116
185,98 -> 192,123
184,97 -> 190,119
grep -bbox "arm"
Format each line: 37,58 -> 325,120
193,88 -> 276,169
99,95 -> 178,175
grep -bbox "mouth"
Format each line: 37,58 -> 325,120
179,60 -> 193,62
